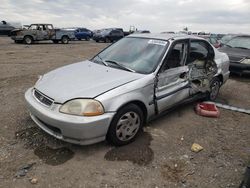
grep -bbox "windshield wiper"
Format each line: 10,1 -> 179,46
234,47 -> 250,50
104,60 -> 135,72
224,44 -> 232,48
95,55 -> 108,66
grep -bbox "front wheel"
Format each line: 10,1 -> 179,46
106,104 -> 144,146
23,36 -> 33,45
207,77 -> 221,101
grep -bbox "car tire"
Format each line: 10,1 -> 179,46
105,37 -> 111,43
86,36 -> 90,41
95,40 -> 99,43
61,36 -> 69,44
23,36 -> 33,45
77,38 -> 81,41
207,77 -> 221,101
106,104 -> 144,146
52,40 -> 59,44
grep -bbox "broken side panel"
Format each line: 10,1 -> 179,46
188,59 -> 218,95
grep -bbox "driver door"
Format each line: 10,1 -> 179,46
155,40 -> 190,113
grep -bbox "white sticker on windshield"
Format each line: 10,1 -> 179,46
148,39 -> 167,46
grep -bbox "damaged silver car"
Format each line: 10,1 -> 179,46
25,34 -> 230,146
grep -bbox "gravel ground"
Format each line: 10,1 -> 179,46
0,37 -> 249,188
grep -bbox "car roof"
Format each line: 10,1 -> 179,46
127,33 -> 206,41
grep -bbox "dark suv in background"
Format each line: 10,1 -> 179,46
93,28 -> 124,43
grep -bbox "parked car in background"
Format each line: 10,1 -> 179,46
75,28 -> 93,41
25,34 -> 229,146
161,31 -> 175,34
0,20 -> 16,36
200,35 -> 221,48
10,24 -> 75,44
133,30 -> 151,34
219,35 -> 250,75
93,28 -> 124,43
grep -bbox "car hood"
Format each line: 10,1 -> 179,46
219,47 -> 250,61
35,60 -> 144,103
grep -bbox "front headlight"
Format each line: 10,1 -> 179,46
241,58 -> 250,65
59,99 -> 104,116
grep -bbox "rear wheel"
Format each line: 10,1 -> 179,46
61,36 -> 69,44
86,36 -> 90,41
106,104 -> 144,146
23,36 -> 33,45
52,40 -> 59,44
207,77 -> 221,101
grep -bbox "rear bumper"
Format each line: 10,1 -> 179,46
222,71 -> 230,84
25,88 -> 115,145
230,62 -> 250,74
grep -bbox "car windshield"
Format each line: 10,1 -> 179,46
92,37 -> 168,74
226,36 -> 250,49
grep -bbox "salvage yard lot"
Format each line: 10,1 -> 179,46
0,37 -> 250,188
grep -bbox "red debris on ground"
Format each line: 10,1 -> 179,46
195,102 -> 220,118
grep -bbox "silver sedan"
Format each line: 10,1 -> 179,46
25,34 -> 230,146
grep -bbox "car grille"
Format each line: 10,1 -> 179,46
33,89 -> 54,107
228,56 -> 244,63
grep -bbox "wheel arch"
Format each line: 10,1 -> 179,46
24,35 -> 34,40
114,100 -> 148,125
61,35 -> 69,40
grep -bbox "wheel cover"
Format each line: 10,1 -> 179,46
210,81 -> 220,100
25,37 -> 31,44
116,111 -> 140,141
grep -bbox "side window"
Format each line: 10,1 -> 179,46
47,25 -> 53,30
161,41 -> 188,71
187,41 -> 209,64
30,25 -> 38,30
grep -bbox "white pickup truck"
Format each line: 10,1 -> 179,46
10,24 -> 75,44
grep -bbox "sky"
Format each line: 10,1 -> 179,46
1,0 -> 250,34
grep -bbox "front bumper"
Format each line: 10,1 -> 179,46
25,88 -> 115,145
230,62 -> 250,74
11,36 -> 23,41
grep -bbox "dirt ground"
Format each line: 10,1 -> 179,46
0,37 -> 249,188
